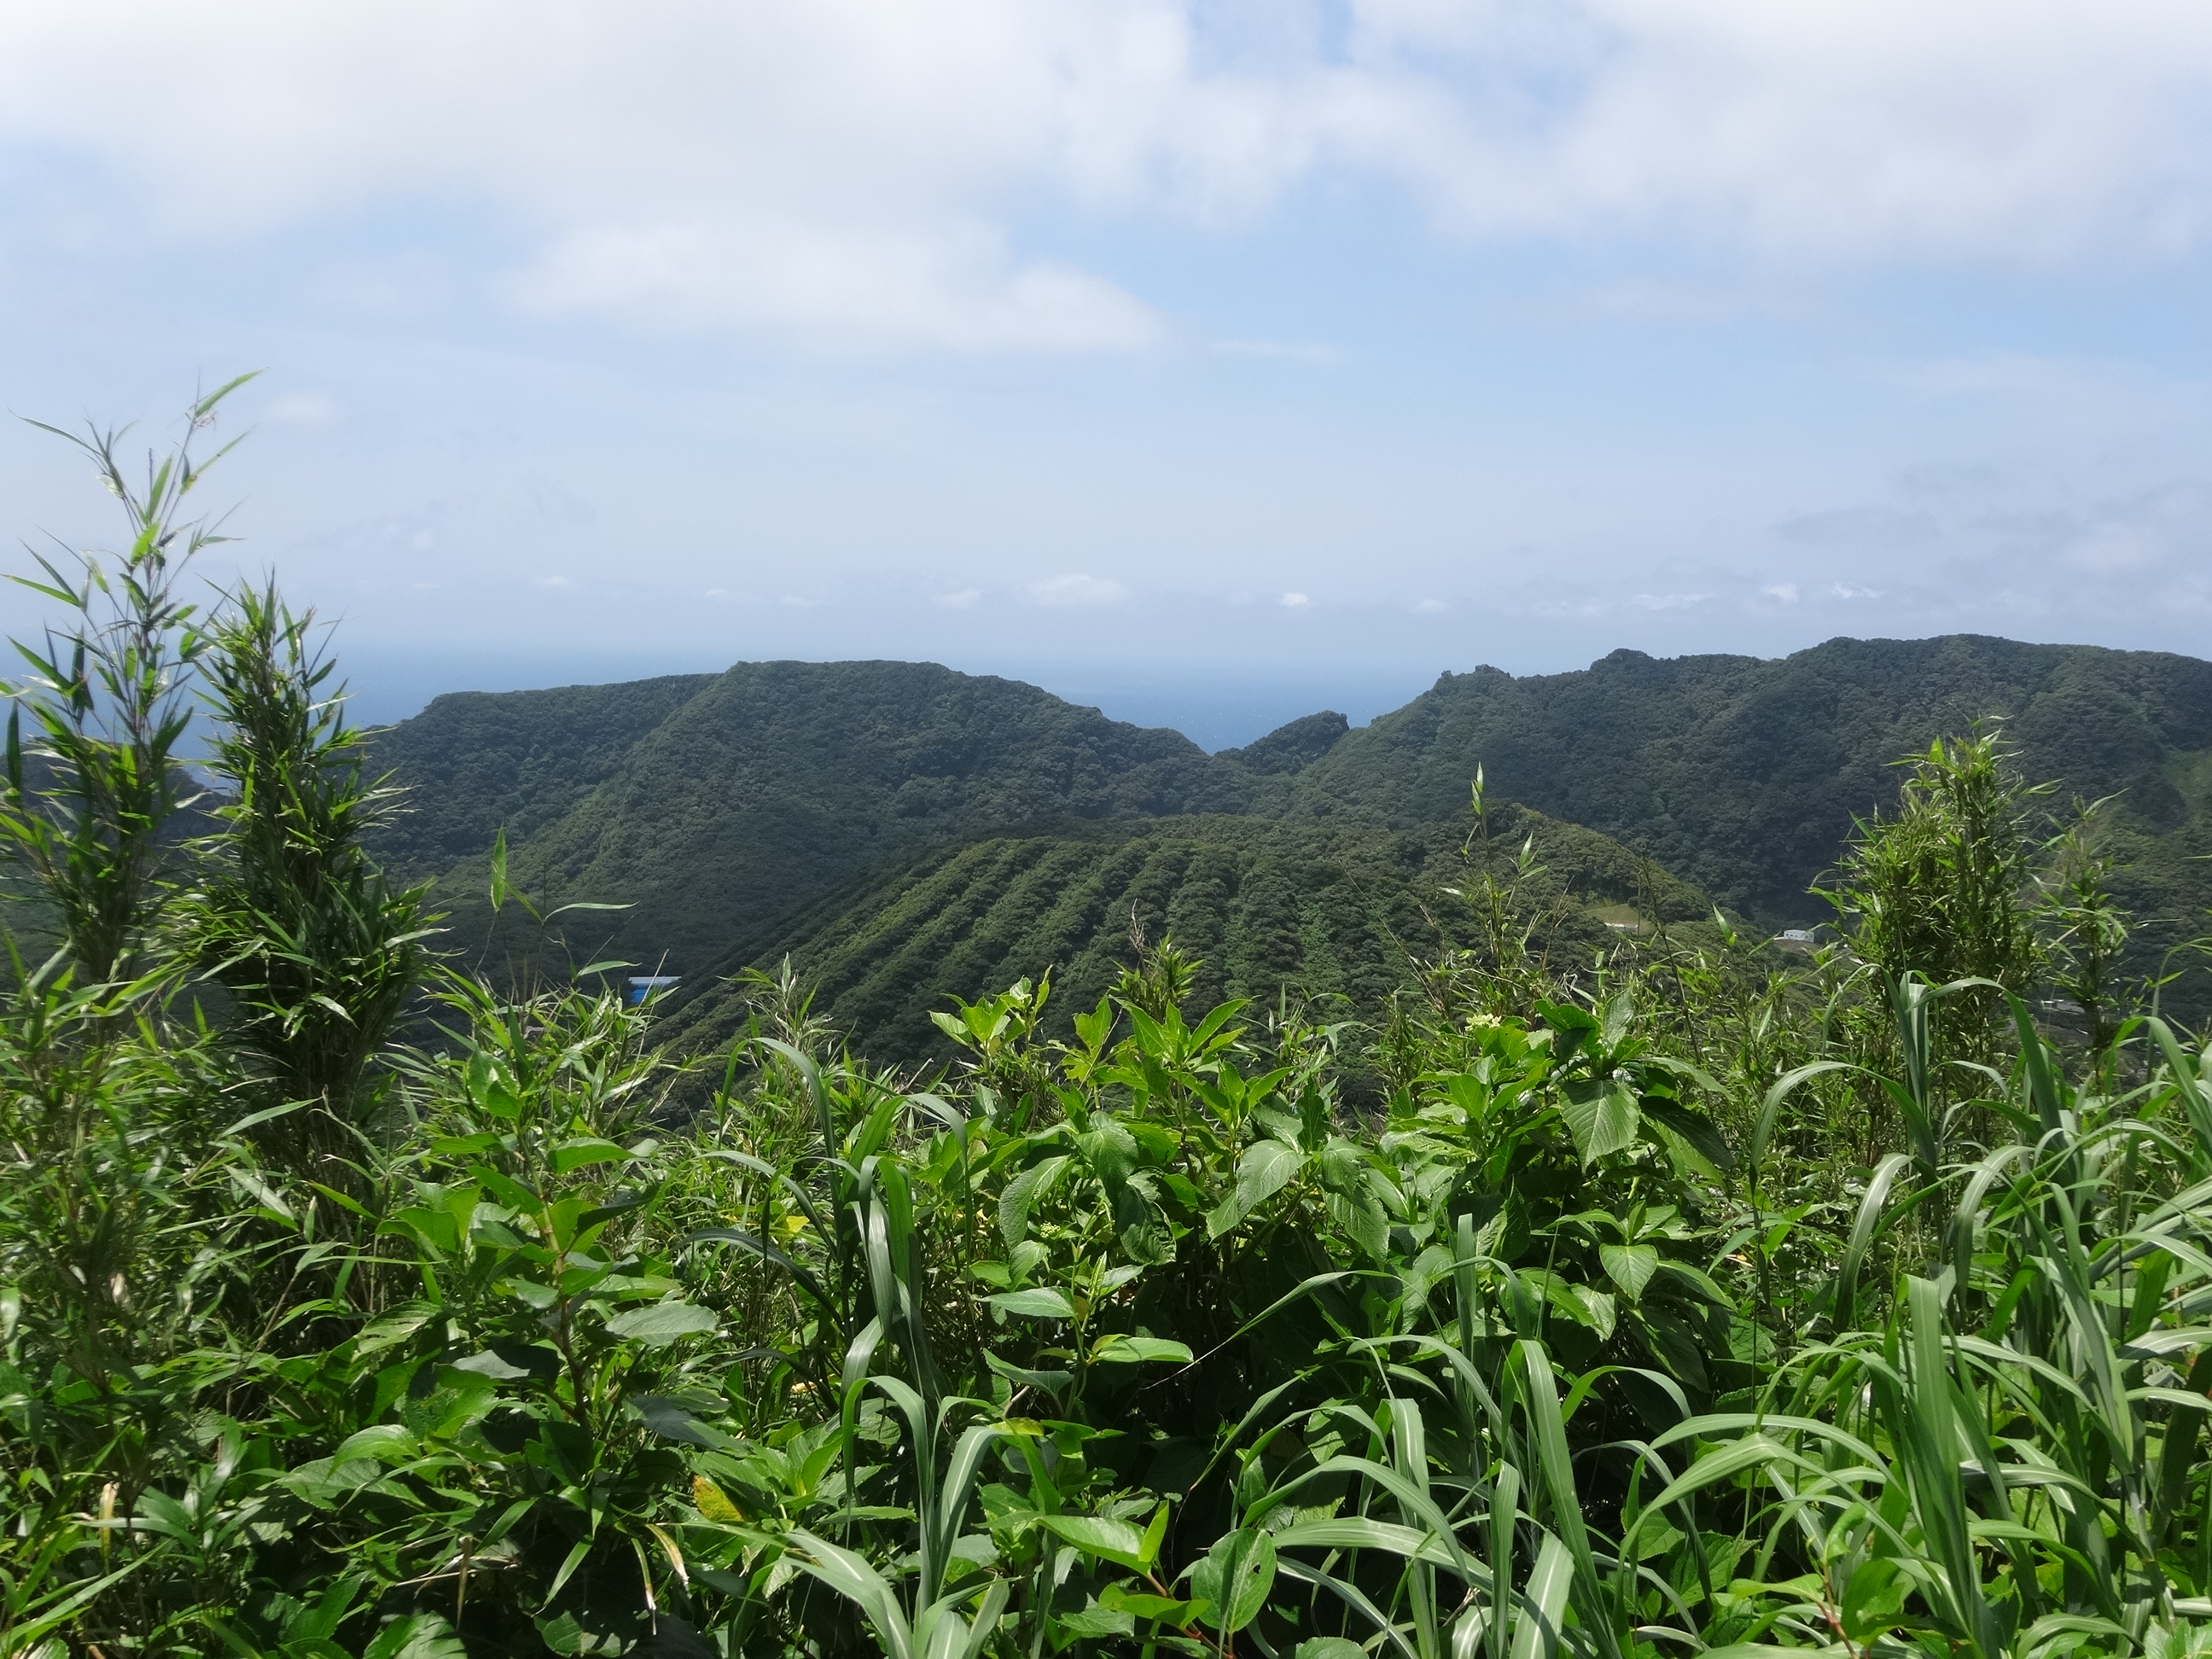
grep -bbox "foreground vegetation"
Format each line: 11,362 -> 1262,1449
5,393 -> 2212,1658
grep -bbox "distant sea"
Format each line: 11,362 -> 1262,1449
344,646 -> 1436,754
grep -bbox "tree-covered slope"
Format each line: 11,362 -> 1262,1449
651,804 -> 1719,1065
419,660 -> 1272,980
1291,633 -> 2212,939
363,673 -> 717,882
1215,709 -> 1351,774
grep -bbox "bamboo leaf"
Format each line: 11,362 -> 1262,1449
1837,1152 -> 1912,1330
1507,1534 -> 1573,1659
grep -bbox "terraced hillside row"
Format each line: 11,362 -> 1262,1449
653,806 -> 1715,1062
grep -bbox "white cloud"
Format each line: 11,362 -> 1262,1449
1030,573 -> 1128,606
1760,582 -> 1799,603
6,0 -> 2212,354
934,588 -> 984,608
1279,591 -> 1313,608
266,392 -> 341,426
1415,597 -> 1448,612
1631,591 -> 1710,610
509,220 -> 1161,350
1829,582 -> 1882,600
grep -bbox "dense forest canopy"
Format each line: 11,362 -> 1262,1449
1294,637 -> 2212,931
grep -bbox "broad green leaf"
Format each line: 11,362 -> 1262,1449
364,1615 -> 467,1659
1535,998 -> 1598,1034
1114,1184 -> 1175,1266
1037,1513 -> 1152,1572
1074,995 -> 1115,1053
1139,1499 -> 1170,1569
450,1348 -> 533,1381
1076,1116 -> 1140,1184
1208,1139 -> 1303,1238
1327,1190 -> 1389,1262
634,1394 -> 742,1450
602,1300 -> 719,1346
1126,1119 -> 1179,1163
1058,1605 -> 1135,1638
1561,1079 -> 1640,1165
352,1302 -> 438,1359
1188,1529 -> 1276,1634
331,1424 -> 416,1465
1102,1587 -> 1211,1624
1573,1284 -> 1615,1342
983,1350 -> 1073,1395
1599,1243 -> 1659,1302
550,1138 -> 630,1173
399,1368 -> 497,1441
999,1155 -> 1069,1248
1091,1335 -> 1194,1365
1652,1260 -> 1734,1308
1522,1270 -> 1615,1341
1641,1097 -> 1734,1174
987,1287 -> 1075,1319
500,1276 -> 558,1311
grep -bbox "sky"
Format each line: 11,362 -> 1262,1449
3,2 -> 2210,750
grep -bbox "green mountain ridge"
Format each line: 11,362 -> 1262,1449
1294,634 -> 2212,923
364,633 -> 2212,1052
364,672 -> 718,882
373,660 -> 1278,987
